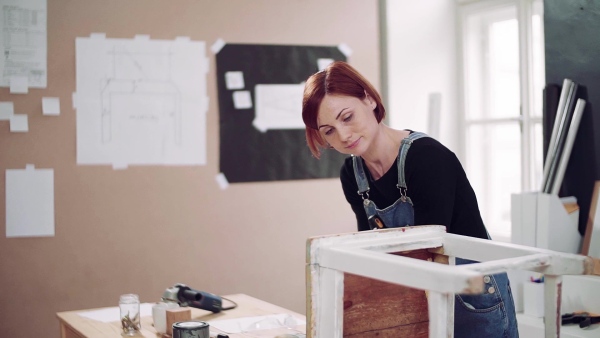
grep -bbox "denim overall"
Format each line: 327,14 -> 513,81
352,132 -> 518,337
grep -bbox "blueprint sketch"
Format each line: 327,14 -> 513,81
75,36 -> 208,166
0,0 -> 47,88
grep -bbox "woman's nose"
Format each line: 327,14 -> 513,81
338,126 -> 352,142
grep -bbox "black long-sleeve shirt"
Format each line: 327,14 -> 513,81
340,135 -> 489,239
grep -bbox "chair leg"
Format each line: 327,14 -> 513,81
427,291 -> 454,338
543,275 -> 562,338
314,267 -> 344,338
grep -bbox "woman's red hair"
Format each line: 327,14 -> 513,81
302,61 -> 385,158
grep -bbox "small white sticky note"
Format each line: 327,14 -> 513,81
0,102 -> 14,120
317,58 -> 335,71
225,71 -> 245,90
10,76 -> 29,94
233,91 -> 252,109
211,38 -> 226,54
175,36 -> 191,42
25,164 -> 35,170
215,173 -> 229,190
42,97 -> 61,116
10,114 -> 28,132
337,43 -> 353,57
134,34 -> 150,40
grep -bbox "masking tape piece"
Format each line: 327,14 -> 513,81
215,173 -> 229,190
211,38 -> 226,54
203,98 -> 210,114
90,33 -> 106,39
203,58 -> 210,74
112,163 -> 128,170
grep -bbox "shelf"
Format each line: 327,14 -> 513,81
517,313 -> 600,338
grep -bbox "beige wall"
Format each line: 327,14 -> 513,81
0,0 -> 380,337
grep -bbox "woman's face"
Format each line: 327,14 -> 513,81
316,93 -> 378,156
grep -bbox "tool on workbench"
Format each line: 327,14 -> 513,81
561,312 -> 600,329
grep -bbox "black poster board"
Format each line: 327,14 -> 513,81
216,43 -> 348,183
544,0 -> 600,234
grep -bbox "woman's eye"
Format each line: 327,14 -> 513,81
343,114 -> 353,122
324,128 -> 334,136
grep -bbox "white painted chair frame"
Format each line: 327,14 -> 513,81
306,225 -> 599,338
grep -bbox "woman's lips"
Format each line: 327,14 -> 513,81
346,138 -> 361,149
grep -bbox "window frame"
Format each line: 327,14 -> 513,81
457,0 -> 545,240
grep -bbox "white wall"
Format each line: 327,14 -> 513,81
386,0 -> 460,154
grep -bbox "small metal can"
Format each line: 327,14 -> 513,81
172,321 -> 210,338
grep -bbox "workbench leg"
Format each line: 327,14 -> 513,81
543,275 -> 562,338
427,291 -> 454,338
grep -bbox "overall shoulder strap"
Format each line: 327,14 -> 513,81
352,155 -> 370,197
397,132 -> 429,190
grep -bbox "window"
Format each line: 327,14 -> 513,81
459,0 -> 545,240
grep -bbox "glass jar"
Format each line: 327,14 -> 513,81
119,294 -> 141,335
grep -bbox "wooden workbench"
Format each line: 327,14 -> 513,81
57,293 -> 306,338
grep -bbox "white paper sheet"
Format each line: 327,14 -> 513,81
253,84 -> 304,132
42,97 -> 60,115
209,313 -> 305,334
77,303 -> 154,323
317,58 -> 334,71
6,166 -> 54,237
0,0 -> 47,88
75,36 -> 209,166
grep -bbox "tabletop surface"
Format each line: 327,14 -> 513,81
56,293 -> 306,338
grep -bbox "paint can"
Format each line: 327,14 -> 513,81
172,321 -> 210,338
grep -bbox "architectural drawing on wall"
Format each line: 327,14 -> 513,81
99,44 -> 183,145
0,0 -> 47,88
100,80 -> 181,145
76,35 -> 208,166
253,84 -> 304,132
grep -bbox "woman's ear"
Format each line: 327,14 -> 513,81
364,91 -> 377,110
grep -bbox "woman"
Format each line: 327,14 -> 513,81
301,61 -> 518,337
